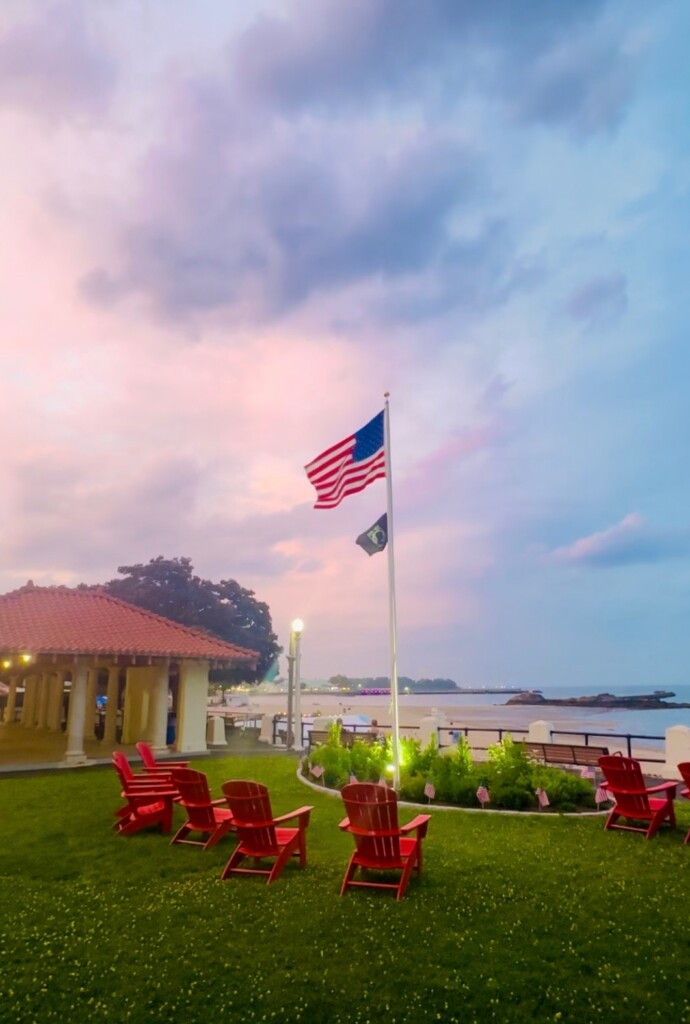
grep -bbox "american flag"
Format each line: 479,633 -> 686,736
476,786 -> 490,806
595,785 -> 610,804
424,781 -> 436,800
349,774 -> 358,784
536,788 -> 550,808
580,766 -> 595,780
310,764 -> 325,779
304,411 -> 385,509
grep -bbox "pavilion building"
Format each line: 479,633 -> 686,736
0,583 -> 258,765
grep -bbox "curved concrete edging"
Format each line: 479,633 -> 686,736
296,761 -> 608,818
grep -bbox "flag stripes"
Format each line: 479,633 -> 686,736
305,411 -> 385,509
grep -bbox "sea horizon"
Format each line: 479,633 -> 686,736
250,679 -> 690,745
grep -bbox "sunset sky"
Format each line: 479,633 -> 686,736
1,0 -> 688,689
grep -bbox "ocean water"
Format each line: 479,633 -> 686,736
260,682 -> 690,746
398,682 -> 690,742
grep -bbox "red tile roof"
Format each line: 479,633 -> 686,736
0,584 -> 258,664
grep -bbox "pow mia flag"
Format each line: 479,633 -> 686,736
356,513 -> 388,556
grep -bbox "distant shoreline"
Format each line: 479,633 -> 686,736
280,688 -> 529,697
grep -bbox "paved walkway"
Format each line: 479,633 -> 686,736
0,722 -> 287,776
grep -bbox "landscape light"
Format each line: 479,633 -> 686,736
20,654 -> 32,664
291,618 -> 304,635
2,659 -> 11,669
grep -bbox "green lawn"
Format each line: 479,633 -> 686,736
1,757 -> 689,1024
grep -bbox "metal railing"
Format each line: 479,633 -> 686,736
437,725 -> 528,750
272,716 -> 418,749
437,725 -> 665,762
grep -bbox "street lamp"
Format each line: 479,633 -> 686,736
286,618 -> 304,751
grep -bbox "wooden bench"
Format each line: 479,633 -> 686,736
308,729 -> 331,749
340,730 -> 378,748
308,729 -> 379,750
524,742 -> 610,768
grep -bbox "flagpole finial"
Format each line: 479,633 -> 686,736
384,391 -> 390,398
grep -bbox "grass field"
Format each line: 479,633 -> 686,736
1,756 -> 689,1024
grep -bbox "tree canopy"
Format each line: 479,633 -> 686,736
101,556 -> 280,683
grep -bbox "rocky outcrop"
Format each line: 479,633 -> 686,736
505,690 -> 689,709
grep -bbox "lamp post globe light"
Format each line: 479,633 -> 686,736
286,618 -> 304,751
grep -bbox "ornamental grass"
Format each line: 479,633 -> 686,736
1,755 -> 689,1024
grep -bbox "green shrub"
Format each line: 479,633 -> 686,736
305,732 -> 597,813
531,765 -> 596,810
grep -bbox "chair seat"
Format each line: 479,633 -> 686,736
236,826 -> 298,859
137,800 -> 168,816
353,836 -> 417,870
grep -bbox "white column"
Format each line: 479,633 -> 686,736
664,725 -> 690,780
148,662 -> 170,752
22,676 -> 37,727
121,667 -> 150,744
103,666 -> 120,745
83,670 -> 98,739
418,708 -> 448,748
36,673 -> 51,729
5,677 -> 18,723
527,720 -> 554,743
64,660 -> 89,765
176,659 -> 209,754
47,672 -> 65,731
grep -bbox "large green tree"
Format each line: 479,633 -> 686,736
102,556 -> 280,683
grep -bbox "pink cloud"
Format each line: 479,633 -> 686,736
549,514 -> 687,568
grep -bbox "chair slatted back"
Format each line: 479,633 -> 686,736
222,781 -> 278,855
678,762 -> 690,793
173,769 -> 217,831
341,783 -> 402,866
112,751 -> 136,786
599,756 -> 652,817
136,742 -> 156,769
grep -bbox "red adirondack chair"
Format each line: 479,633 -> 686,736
112,751 -> 176,790
338,782 -> 431,900
136,741 -> 189,774
678,762 -> 690,844
111,751 -> 179,832
598,755 -> 677,839
170,768 -> 236,849
220,780 -> 313,884
114,786 -> 177,837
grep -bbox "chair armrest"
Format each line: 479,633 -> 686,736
210,798 -> 228,806
122,778 -> 174,788
125,788 -> 177,801
608,783 -> 676,798
144,762 -> 189,771
646,781 -> 677,797
338,816 -> 351,831
273,806 -> 314,827
400,814 -> 431,838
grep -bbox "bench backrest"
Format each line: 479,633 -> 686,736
524,742 -> 609,767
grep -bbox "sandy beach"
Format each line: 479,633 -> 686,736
222,690 -> 637,733
217,691 -> 668,767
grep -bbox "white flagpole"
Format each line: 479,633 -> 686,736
383,393 -> 401,789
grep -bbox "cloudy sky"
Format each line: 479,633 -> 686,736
1,0 -> 688,689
